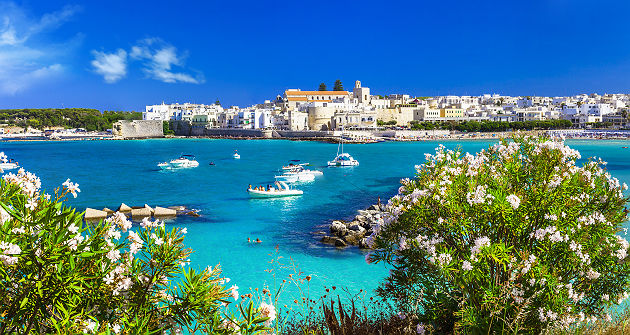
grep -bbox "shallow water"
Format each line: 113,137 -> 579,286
3,138 -> 630,303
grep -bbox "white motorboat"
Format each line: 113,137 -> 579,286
158,155 -> 200,170
274,171 -> 315,183
282,162 -> 309,170
280,164 -> 323,176
0,152 -> 18,171
233,151 -> 240,159
248,181 -> 303,198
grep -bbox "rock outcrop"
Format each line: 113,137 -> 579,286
319,204 -> 386,249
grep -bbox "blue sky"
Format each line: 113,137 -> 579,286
1,0 -> 630,112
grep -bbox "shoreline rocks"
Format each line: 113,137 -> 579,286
319,203 -> 385,249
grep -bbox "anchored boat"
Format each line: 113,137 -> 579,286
0,152 -> 18,171
275,165 -> 322,183
158,155 -> 199,170
247,181 -> 303,198
328,129 -> 359,167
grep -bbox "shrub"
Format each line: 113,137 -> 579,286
0,169 -> 271,334
367,136 -> 630,333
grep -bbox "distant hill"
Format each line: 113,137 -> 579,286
0,108 -> 142,131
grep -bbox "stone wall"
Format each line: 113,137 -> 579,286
112,120 -> 163,138
275,130 -> 333,138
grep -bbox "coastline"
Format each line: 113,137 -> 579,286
4,129 -> 630,143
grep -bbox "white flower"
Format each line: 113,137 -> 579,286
181,227 -> 188,234
111,323 -> 121,334
259,302 -> 276,325
68,223 -> 79,234
151,233 -> 164,246
25,198 -> 38,210
470,236 -> 491,257
585,268 -> 600,280
106,249 -> 121,262
506,194 -> 520,209
85,320 -> 98,333
0,242 -> 21,265
0,206 -> 10,224
462,261 -> 473,271
399,237 -> 408,251
11,227 -> 26,234
230,285 -> 239,301
436,253 -> 452,267
62,178 -> 81,198
466,185 -> 494,206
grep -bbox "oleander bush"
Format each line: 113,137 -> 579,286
0,169 -> 273,334
367,136 -> 630,334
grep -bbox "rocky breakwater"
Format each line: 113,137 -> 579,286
319,203 -> 386,248
84,203 -> 200,221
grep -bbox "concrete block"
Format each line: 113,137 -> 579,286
85,208 -> 107,221
131,207 -> 152,219
154,206 -> 177,217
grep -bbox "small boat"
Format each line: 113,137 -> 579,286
275,171 -> 315,183
282,162 -> 309,170
158,155 -> 199,170
0,152 -> 18,170
233,150 -> 240,159
328,130 -> 359,167
328,153 -> 359,167
623,147 -> 628,149
248,181 -> 303,198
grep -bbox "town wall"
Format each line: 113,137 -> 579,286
112,120 -> 163,138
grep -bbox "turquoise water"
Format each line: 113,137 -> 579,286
3,138 -> 630,303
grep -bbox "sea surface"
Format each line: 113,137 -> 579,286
2,138 -> 630,303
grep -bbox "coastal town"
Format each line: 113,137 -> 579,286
4,80 -> 630,141
143,80 -> 630,131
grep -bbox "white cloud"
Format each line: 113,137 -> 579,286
0,64 -> 63,95
0,2 -> 79,95
91,49 -> 127,83
129,38 -> 204,84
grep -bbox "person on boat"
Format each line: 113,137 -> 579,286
255,238 -> 261,243
247,237 -> 251,243
267,184 -> 271,191
248,184 -> 252,190
210,162 -> 215,165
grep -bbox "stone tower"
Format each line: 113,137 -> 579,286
353,80 -> 371,105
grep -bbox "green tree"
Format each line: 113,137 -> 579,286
368,137 -> 630,334
215,99 -> 221,106
163,121 -> 175,135
333,80 -> 344,91
318,83 -> 327,91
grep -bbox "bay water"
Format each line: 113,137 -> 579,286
3,138 -> 630,303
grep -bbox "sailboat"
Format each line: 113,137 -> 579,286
327,128 -> 359,167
